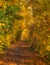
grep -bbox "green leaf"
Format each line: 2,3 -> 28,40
14,14 -> 23,20
6,5 -> 21,13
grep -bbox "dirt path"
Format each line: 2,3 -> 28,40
0,47 -> 47,65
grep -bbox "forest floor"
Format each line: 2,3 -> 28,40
0,42 -> 48,65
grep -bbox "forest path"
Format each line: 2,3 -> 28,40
0,42 -> 47,65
